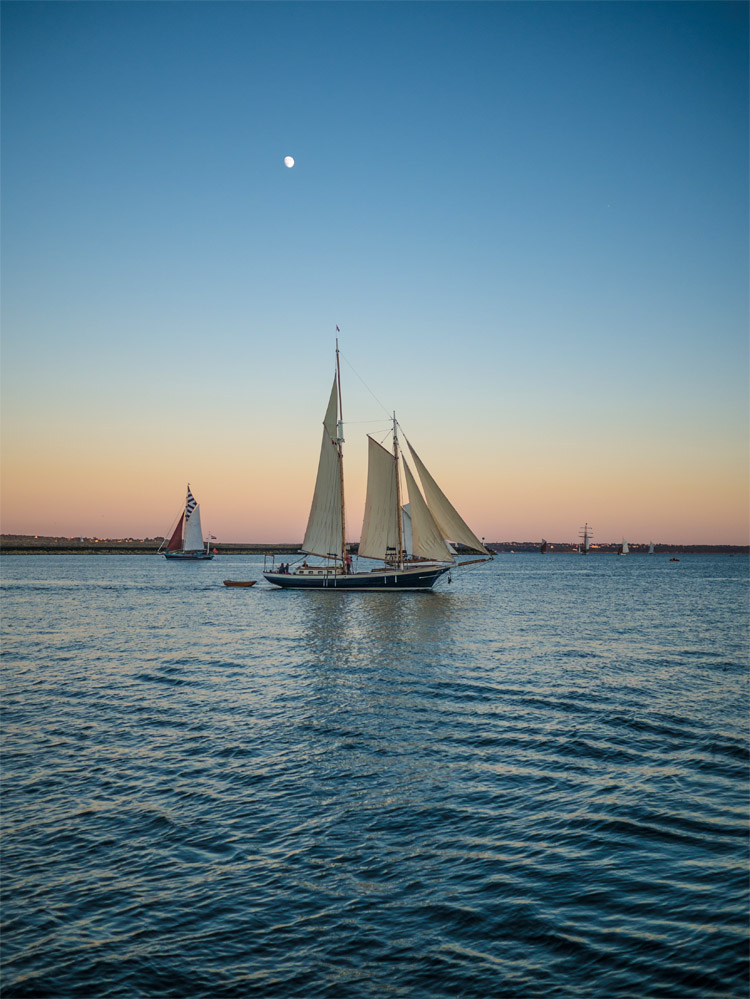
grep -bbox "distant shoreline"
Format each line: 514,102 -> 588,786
1,536 -> 747,556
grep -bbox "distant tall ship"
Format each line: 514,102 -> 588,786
159,485 -> 214,560
578,523 -> 592,554
264,342 -> 491,590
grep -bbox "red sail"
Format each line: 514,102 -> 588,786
167,512 -> 184,552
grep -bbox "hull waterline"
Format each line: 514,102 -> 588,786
164,551 -> 214,561
264,565 -> 450,590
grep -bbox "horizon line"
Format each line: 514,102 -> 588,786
2,535 -> 748,551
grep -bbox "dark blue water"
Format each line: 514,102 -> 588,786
1,553 -> 748,998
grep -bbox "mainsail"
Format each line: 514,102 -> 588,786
183,504 -> 204,551
302,376 -> 345,560
405,440 -> 490,554
359,436 -> 400,561
401,504 -> 413,557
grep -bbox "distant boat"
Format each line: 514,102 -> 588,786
618,538 -> 629,555
540,539 -> 548,554
264,342 -> 491,590
579,523 -> 592,554
648,541 -> 654,554
158,485 -> 214,560
223,580 -> 256,587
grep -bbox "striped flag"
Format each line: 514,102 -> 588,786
185,487 -> 197,519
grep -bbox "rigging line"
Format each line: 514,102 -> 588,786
339,351 -> 392,420
342,419 -> 393,426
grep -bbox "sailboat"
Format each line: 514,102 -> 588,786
648,541 -> 654,554
579,523 -> 592,553
540,539 -> 548,554
618,538 -> 629,555
264,345 -> 491,590
159,485 -> 214,560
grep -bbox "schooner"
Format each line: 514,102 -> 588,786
578,523 -> 592,554
264,345 -> 491,590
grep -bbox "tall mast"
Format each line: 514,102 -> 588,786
579,522 -> 592,553
392,413 -> 404,569
335,338 -> 347,565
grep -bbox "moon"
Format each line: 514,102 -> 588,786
284,156 -> 294,168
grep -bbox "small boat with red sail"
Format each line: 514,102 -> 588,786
158,485 -> 214,560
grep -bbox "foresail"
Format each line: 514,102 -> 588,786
167,513 -> 184,552
406,439 -> 489,554
403,459 -> 454,563
359,436 -> 400,561
302,377 -> 344,559
183,504 -> 204,551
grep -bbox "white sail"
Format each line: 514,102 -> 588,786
401,504 -> 413,557
406,504 -> 455,556
359,436 -> 400,561
183,504 -> 204,551
403,459 -> 455,562
401,505 -> 450,556
621,538 -> 629,554
302,377 -> 344,559
405,439 -> 489,554
648,541 -> 654,554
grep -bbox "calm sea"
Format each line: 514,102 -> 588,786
1,553 -> 748,998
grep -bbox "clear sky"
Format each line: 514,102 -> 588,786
2,1 -> 748,545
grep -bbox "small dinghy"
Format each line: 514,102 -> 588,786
223,580 -> 257,587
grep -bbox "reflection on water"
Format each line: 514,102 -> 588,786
298,590 -> 458,669
292,591 -> 468,804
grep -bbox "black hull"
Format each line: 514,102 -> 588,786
164,552 -> 214,561
264,566 -> 450,591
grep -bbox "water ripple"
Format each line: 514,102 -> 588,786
1,553 -> 748,998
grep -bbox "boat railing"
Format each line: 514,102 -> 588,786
263,552 -> 346,576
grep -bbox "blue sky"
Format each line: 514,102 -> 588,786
2,1 -> 748,543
